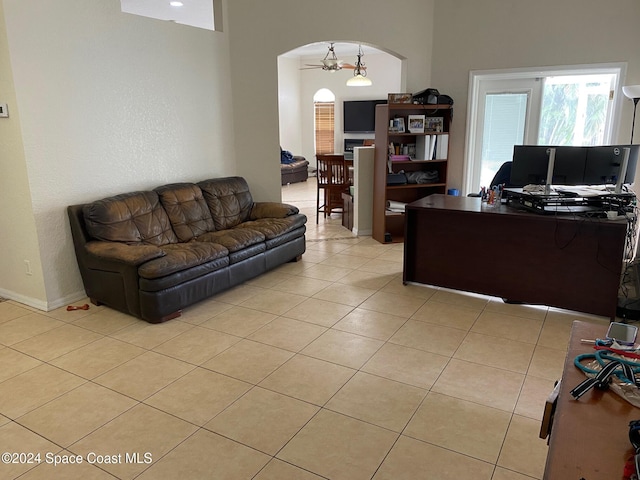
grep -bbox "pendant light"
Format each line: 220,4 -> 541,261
347,45 -> 372,87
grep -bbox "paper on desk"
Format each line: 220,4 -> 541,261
554,186 -> 607,197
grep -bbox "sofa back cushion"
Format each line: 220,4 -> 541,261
198,177 -> 253,230
83,191 -> 177,246
155,183 -> 215,242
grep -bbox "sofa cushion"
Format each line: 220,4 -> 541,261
196,228 -> 265,253
264,226 -> 306,249
139,256 -> 229,292
83,191 -> 178,246
198,177 -> 253,230
155,183 -> 215,242
250,202 -> 299,220
85,241 -> 165,266
235,214 -> 307,240
228,242 -> 267,264
138,242 -> 228,279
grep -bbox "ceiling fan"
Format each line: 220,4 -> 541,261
300,43 -> 364,72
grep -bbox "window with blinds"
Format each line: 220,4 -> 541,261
314,102 -> 335,154
480,93 -> 528,188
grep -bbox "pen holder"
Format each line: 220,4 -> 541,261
485,188 -> 502,207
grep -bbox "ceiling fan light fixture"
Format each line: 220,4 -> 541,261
347,45 -> 372,87
321,43 -> 341,71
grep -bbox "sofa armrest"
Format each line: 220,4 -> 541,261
250,202 -> 299,220
85,241 -> 165,266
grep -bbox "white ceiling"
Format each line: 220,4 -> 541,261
120,0 -> 214,30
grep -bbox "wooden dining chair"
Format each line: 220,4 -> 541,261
316,154 -> 350,223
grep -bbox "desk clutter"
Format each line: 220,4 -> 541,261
568,328 -> 640,479
544,322 -> 640,480
504,186 -> 636,217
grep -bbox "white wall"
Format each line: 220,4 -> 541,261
0,2 -> 47,307
227,0 -> 435,201
2,0 -> 236,309
277,55 -> 303,154
431,0 -> 640,192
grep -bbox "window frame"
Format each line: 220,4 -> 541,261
463,63 -> 626,195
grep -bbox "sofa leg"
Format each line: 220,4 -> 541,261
289,254 -> 302,263
89,298 -> 103,306
148,310 -> 182,324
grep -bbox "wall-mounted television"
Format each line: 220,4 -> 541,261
343,99 -> 386,133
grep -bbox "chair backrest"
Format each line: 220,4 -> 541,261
316,154 -> 348,187
490,161 -> 512,187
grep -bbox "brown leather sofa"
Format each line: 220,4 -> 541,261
281,156 -> 309,185
68,176 -> 306,323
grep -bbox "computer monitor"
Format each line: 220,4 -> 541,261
509,146 -> 550,187
510,145 -> 588,187
583,145 -> 639,185
549,146 -> 588,185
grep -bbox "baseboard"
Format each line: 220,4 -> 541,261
352,227 -> 372,236
0,288 -> 48,311
0,287 -> 86,312
47,290 -> 88,311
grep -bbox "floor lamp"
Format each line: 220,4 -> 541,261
618,85 -> 640,318
623,85 -> 640,144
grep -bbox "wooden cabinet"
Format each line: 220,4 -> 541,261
342,192 -> 353,231
372,103 -> 451,243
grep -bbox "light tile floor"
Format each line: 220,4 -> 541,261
0,178 -> 610,479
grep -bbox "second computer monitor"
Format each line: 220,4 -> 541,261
584,145 -> 639,185
510,145 -> 588,187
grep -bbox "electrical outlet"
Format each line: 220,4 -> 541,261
24,260 -> 32,276
0,104 -> 8,118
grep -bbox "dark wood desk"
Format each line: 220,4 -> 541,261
403,194 -> 627,318
544,321 -> 638,479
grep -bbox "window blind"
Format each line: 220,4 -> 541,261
315,102 -> 335,154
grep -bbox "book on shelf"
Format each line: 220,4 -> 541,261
415,135 -> 437,160
436,134 -> 449,159
414,134 -> 448,160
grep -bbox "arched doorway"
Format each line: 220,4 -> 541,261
277,41 -> 402,171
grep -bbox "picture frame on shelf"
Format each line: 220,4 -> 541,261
389,117 -> 405,133
407,143 -> 417,160
425,116 -> 444,132
408,114 -> 426,133
388,93 -> 413,104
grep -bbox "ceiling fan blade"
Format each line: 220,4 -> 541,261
341,64 -> 367,70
